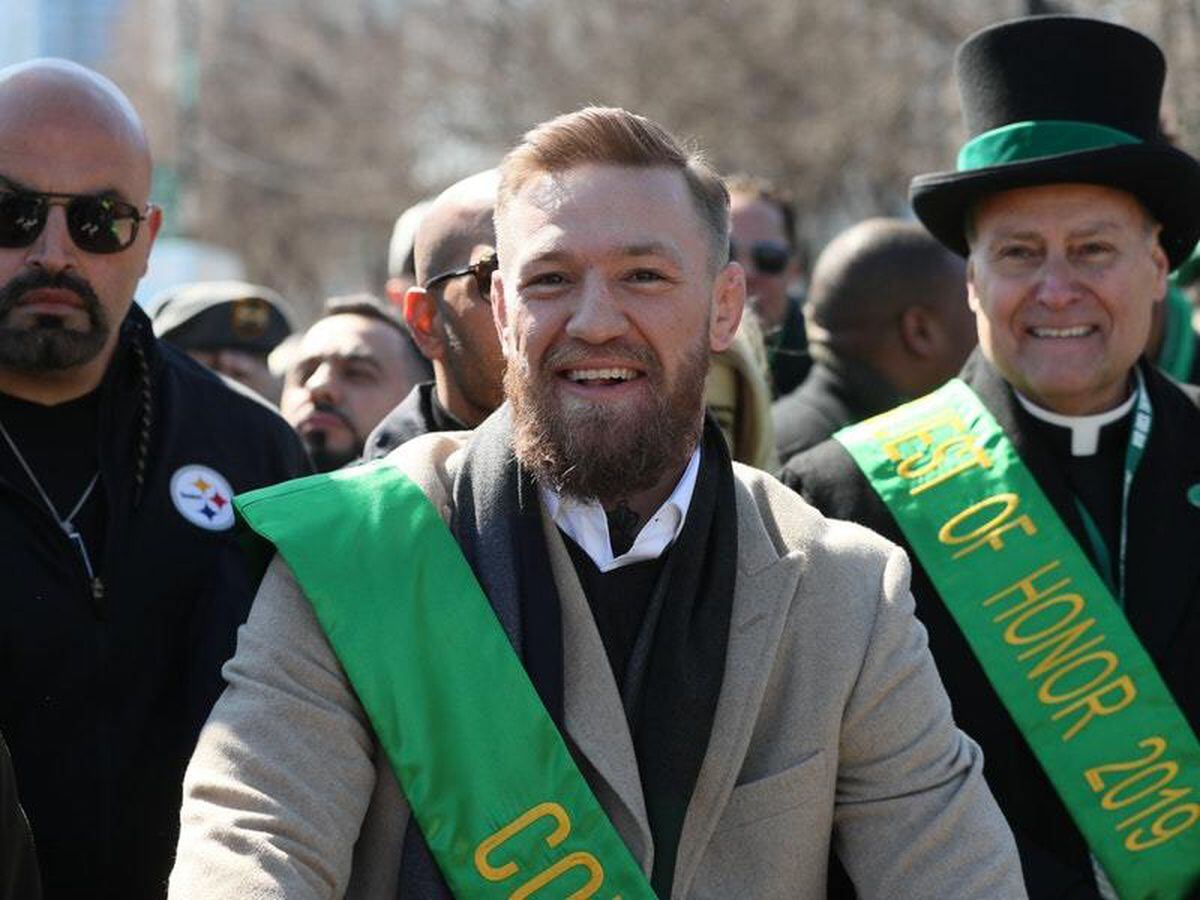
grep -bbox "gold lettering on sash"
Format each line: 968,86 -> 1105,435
938,493 -> 1036,559
983,560 -> 1070,618
511,852 -> 606,899
475,802 -> 572,882
1018,618 -> 1103,679
1051,675 -> 1138,741
1037,651 -> 1119,704
879,409 -> 964,463
1084,736 -> 1200,851
876,408 -> 992,496
980,561 -> 1139,740
1002,594 -> 1086,644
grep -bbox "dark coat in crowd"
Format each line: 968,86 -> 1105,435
0,305 -> 310,899
766,293 -> 811,399
772,357 -> 900,463
782,350 -> 1200,899
1,731 -> 39,900
363,381 -> 466,461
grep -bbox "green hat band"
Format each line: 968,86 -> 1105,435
956,120 -> 1141,171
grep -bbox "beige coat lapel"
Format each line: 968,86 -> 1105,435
671,475 -> 806,898
540,506 -> 654,874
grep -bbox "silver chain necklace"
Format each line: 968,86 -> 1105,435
0,415 -> 101,583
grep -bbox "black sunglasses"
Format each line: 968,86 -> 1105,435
0,184 -> 149,255
423,251 -> 498,302
730,239 -> 791,275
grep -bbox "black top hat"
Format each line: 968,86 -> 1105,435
910,15 -> 1200,268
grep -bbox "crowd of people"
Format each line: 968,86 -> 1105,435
1,11 -> 1198,900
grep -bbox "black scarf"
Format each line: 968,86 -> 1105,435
398,408 -> 737,898
630,416 -> 736,895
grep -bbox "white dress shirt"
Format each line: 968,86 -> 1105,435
540,446 -> 701,572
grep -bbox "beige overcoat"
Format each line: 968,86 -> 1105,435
169,431 -> 1026,899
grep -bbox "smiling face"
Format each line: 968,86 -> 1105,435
967,182 -> 1168,415
493,163 -> 743,502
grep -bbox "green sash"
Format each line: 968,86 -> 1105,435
835,379 -> 1200,900
235,462 -> 655,900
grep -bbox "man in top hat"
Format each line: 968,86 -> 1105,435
152,280 -> 294,403
784,16 -> 1200,898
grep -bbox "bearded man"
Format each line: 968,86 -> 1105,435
169,107 -> 1023,899
0,60 -> 309,898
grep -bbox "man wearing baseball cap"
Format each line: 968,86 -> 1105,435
784,16 -> 1200,898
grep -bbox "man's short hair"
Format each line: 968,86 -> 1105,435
496,106 -> 729,266
320,293 -> 405,332
317,292 -> 433,379
725,172 -> 798,250
807,218 -> 964,338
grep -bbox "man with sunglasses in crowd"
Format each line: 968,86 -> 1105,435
365,170 -> 505,458
281,294 -> 429,471
727,174 -> 810,398
773,218 -> 976,460
0,60 -> 309,898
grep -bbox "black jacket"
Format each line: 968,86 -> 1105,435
772,356 -> 900,462
363,381 -> 466,462
0,306 -> 310,899
782,350 -> 1200,899
1,731 -> 39,900
766,293 -> 811,400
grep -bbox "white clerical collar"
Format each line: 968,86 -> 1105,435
1015,389 -> 1137,457
540,445 -> 701,573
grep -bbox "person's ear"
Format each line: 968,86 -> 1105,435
1149,232 -> 1169,305
385,277 -> 410,312
899,306 -> 940,359
491,272 -> 516,357
136,205 -> 164,277
965,258 -> 983,315
403,287 -> 443,361
709,262 -> 746,353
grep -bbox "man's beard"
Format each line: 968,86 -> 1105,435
299,403 -> 364,472
0,269 -> 110,372
508,337 -> 709,504
302,429 -> 363,473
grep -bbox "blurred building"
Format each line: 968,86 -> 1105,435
0,0 -> 128,68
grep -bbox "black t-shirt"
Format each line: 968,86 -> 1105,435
0,388 -> 105,565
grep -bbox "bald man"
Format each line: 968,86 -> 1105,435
0,60 -> 309,897
773,218 -> 976,460
365,170 -> 504,457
